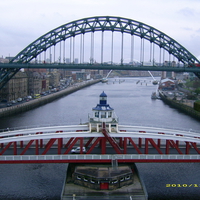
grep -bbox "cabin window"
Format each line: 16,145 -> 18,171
120,177 -> 124,182
101,112 -> 106,118
108,112 -> 112,117
112,180 -> 118,184
84,178 -> 88,182
125,175 -> 130,180
90,180 -> 96,184
95,112 -> 99,117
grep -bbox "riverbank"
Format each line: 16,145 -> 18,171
0,79 -> 100,118
159,90 -> 200,121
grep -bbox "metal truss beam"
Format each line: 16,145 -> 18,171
1,63 -> 200,72
1,16 -> 199,88
10,16 -> 199,65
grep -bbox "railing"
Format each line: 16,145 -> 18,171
1,154 -> 200,162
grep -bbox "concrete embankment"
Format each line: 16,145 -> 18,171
0,79 -> 100,118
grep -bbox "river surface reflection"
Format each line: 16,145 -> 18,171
0,77 -> 200,200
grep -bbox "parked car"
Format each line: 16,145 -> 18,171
11,100 -> 16,104
40,92 -> 46,96
17,98 -> 22,102
71,147 -> 86,154
27,96 -> 32,99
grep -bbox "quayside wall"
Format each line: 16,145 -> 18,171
159,91 -> 200,121
0,79 -> 100,118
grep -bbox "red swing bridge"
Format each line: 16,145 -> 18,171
1,92 -> 200,164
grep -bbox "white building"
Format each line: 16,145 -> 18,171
89,91 -> 118,132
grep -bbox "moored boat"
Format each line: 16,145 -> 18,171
101,78 -> 108,83
152,80 -> 158,85
151,92 -> 158,99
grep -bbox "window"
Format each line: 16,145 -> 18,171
125,175 -> 130,180
101,112 -> 106,118
95,112 -> 99,117
90,180 -> 95,184
120,177 -> 124,182
84,178 -> 88,182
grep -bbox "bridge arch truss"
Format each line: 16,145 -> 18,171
1,16 -> 200,89
11,16 -> 198,65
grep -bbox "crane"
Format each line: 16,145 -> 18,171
148,71 -> 158,85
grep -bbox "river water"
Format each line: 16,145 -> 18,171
0,77 -> 200,200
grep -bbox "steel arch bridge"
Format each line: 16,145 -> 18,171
1,16 -> 200,89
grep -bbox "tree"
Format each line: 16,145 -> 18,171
194,88 -> 200,95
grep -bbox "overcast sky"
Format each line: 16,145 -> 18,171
1,0 -> 200,60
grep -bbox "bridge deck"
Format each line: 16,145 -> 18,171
0,124 -> 200,163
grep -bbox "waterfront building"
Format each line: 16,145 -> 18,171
26,71 -> 50,95
0,71 -> 28,101
48,70 -> 60,88
159,78 -> 175,90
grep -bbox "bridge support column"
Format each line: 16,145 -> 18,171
165,140 -> 170,154
139,131 -> 146,148
13,142 -> 17,155
20,141 -> 23,148
145,139 -> 148,154
58,138 -> 63,154
80,138 -> 84,154
157,139 -> 161,148
100,137 -> 106,154
119,138 -> 123,148
176,140 -> 179,147
35,140 -> 39,155
40,139 -> 43,148
138,138 -> 142,148
123,137 -> 127,154
36,132 -> 43,148
185,142 -> 190,154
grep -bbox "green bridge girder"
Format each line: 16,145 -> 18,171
1,16 -> 200,89
1,63 -> 200,73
